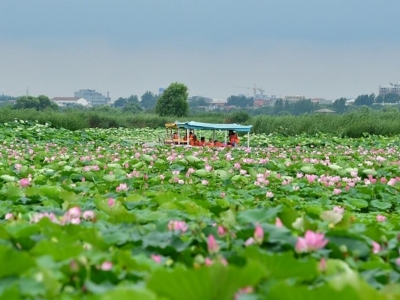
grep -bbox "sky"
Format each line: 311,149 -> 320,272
0,0 -> 400,101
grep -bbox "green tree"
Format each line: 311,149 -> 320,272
123,102 -> 143,114
0,94 -> 15,101
273,99 -> 284,115
113,97 -> 128,108
354,94 -> 375,106
37,95 -> 58,110
332,98 -> 347,113
189,97 -> 208,108
375,93 -> 400,104
127,95 -> 139,103
292,99 -> 317,115
141,91 -> 158,109
114,95 -> 139,108
226,110 -> 251,124
155,83 -> 189,117
14,95 -> 58,111
226,95 -> 254,107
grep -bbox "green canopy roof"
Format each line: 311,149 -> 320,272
175,121 -> 252,132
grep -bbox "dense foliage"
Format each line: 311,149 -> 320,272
1,121 -> 400,299
2,106 -> 400,138
14,95 -> 59,111
155,83 -> 189,117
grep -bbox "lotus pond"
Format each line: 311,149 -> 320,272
2,120 -> 400,299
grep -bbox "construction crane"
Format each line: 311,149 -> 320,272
233,85 -> 257,98
257,87 -> 265,98
234,85 -> 265,99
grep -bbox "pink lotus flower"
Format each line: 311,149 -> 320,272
205,165 -> 213,172
333,188 -> 342,195
372,241 -> 381,254
333,206 -> 344,214
100,261 -> 113,271
376,215 -> 386,222
116,183 -> 129,192
266,191 -> 274,198
151,254 -> 162,264
31,212 -> 59,224
254,224 -> 264,244
234,163 -> 241,170
5,213 -> 14,220
207,234 -> 220,254
275,217 -> 283,228
217,226 -> 227,237
19,178 -> 30,187
82,210 -> 95,220
159,174 -> 165,180
205,257 -> 213,266
108,198 -> 115,207
245,237 -> 255,246
67,207 -> 81,219
295,230 -> 328,252
204,257 -> 227,266
220,192 -> 226,198
167,220 -> 188,233
178,179 -> 184,184
201,180 -> 209,185
234,287 -> 254,300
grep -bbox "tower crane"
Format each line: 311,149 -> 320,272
233,85 -> 257,98
234,85 -> 265,99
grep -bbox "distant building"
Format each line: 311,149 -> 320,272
284,95 -> 305,103
52,97 -> 90,107
314,108 -> 335,114
311,98 -> 333,105
74,89 -> 111,106
379,81 -> 400,96
209,99 -> 227,109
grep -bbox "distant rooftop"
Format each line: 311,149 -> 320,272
52,97 -> 80,101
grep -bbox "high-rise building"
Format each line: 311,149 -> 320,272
379,81 -> 400,96
74,89 -> 111,106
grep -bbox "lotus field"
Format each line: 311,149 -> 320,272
3,120 -> 400,299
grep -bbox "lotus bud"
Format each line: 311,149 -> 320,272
339,245 -> 348,254
292,217 -> 304,231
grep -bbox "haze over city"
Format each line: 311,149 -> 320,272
1,0 -> 400,100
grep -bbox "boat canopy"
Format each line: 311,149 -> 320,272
165,123 -> 178,129
174,121 -> 252,132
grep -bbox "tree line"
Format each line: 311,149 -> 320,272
5,82 -> 400,118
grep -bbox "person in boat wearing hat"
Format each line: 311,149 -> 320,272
229,130 -> 240,147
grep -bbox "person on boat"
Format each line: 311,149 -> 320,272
183,131 -> 194,142
207,138 -> 214,147
214,140 -> 223,147
190,135 -> 200,146
229,130 -> 240,147
199,137 -> 206,146
172,132 -> 178,139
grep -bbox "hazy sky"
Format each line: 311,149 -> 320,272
1,0 -> 400,100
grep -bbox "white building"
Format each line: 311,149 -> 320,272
52,97 -> 90,107
209,99 -> 227,109
284,95 -> 305,103
74,89 -> 111,106
379,81 -> 400,96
